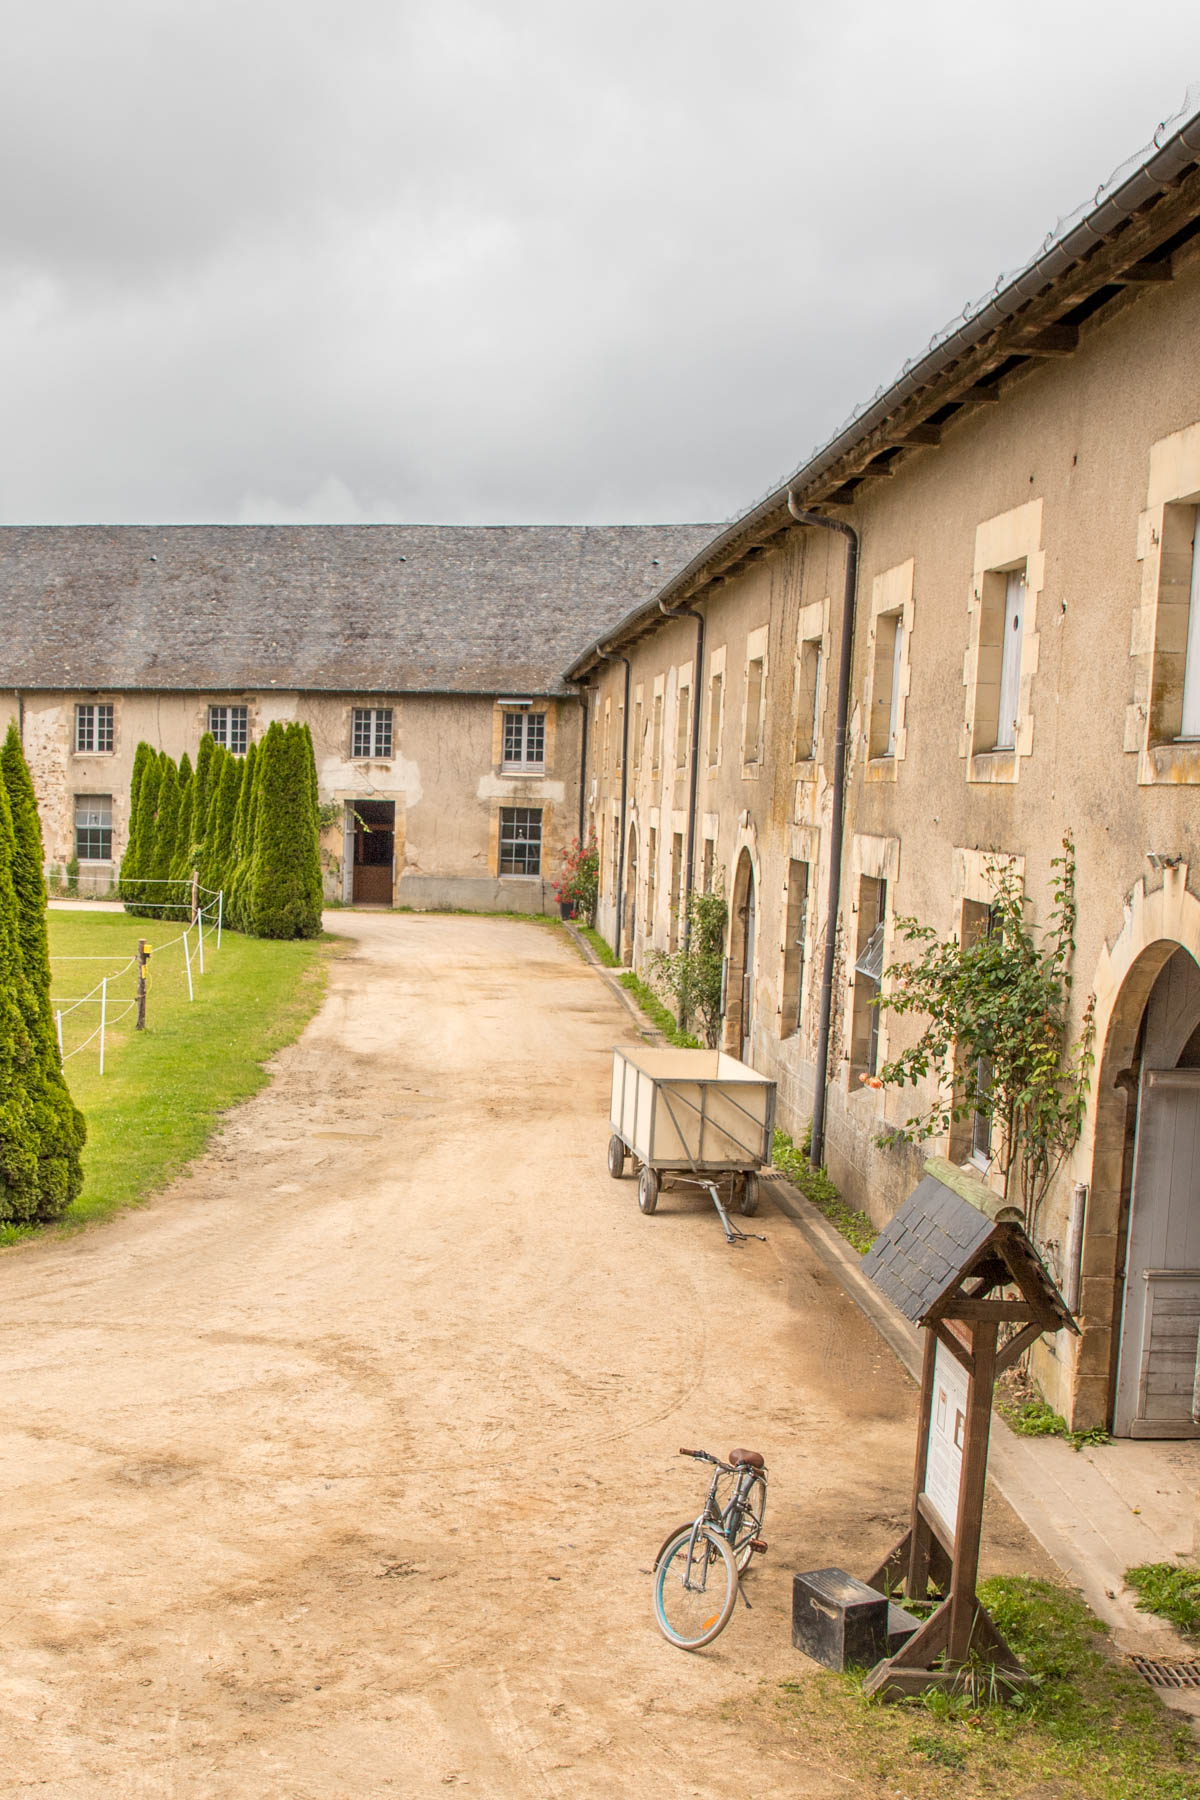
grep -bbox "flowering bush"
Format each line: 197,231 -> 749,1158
553,833 -> 599,923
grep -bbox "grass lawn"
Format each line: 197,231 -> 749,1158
11,909 -> 333,1240
750,1578 -> 1196,1800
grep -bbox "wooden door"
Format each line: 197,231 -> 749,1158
1114,1068 -> 1200,1437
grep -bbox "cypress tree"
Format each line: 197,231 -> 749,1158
197,745 -> 231,895
149,754 -> 182,919
131,751 -> 163,917
246,722 -> 323,939
226,739 -> 258,932
118,741 -> 155,909
0,768 -> 39,1223
0,723 -> 85,1221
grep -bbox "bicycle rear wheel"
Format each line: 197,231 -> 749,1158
653,1524 -> 738,1649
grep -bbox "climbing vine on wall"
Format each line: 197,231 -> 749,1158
874,837 -> 1096,1237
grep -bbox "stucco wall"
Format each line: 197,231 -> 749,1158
580,237 -> 1200,1429
3,689 -> 582,915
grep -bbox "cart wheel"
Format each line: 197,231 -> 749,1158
638,1167 -> 660,1215
739,1172 -> 760,1217
607,1134 -> 626,1179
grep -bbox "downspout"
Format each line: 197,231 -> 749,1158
787,498 -> 859,1170
659,600 -> 705,954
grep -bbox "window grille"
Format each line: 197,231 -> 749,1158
74,794 -> 113,861
499,807 -> 542,875
502,711 -> 546,768
75,703 -> 114,754
209,705 -> 249,754
352,708 -> 393,759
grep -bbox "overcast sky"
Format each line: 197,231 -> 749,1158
2,2 -> 1199,528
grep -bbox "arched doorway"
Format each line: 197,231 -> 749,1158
623,826 -> 638,965
1101,945 -> 1200,1436
726,849 -> 756,1065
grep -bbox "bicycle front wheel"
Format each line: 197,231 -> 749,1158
653,1524 -> 738,1649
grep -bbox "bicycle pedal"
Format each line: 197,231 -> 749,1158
749,1539 -> 768,1554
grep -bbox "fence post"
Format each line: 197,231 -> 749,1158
136,940 -> 148,1030
217,889 -> 224,949
55,1009 -> 63,1056
197,904 -> 205,975
191,867 -> 200,925
183,929 -> 194,1002
99,977 -> 107,1075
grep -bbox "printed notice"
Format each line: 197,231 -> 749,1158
923,1337 -> 969,1540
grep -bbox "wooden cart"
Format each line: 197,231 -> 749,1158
607,1047 -> 776,1242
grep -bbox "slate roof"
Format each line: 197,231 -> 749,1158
861,1168 -> 1076,1332
861,1174 -> 997,1324
0,523 -> 719,697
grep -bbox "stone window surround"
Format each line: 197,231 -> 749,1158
863,559 -> 915,782
741,624 -> 769,777
778,822 -> 820,1042
706,646 -> 726,769
843,832 -> 900,1106
491,701 -> 556,777
959,499 -> 1044,785
793,596 -> 830,777
1128,417 -> 1200,786
673,658 -> 694,774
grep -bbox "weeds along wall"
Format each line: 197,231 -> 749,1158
118,726 -> 322,939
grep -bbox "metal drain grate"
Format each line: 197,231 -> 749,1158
1129,1655 -> 1200,1689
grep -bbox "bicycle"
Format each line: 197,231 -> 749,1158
651,1447 -> 768,1649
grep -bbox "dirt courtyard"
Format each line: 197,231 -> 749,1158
0,912 -> 1057,1797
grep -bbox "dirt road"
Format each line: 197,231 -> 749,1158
0,913 -> 1054,1797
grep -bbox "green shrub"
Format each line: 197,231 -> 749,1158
1125,1563 -> 1200,1637
772,1126 -> 876,1253
0,723 -> 86,1222
245,722 -> 323,939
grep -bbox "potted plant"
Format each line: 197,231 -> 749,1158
554,833 -> 599,923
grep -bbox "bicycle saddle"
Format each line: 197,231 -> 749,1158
729,1448 -> 765,1469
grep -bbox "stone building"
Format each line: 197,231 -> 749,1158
0,522 -> 713,912
568,104 -> 1200,1437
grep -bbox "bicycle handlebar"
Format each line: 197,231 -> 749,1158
679,1448 -> 720,1464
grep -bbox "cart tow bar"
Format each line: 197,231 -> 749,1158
704,1180 -> 766,1246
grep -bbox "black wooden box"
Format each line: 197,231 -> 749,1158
792,1568 -> 890,1671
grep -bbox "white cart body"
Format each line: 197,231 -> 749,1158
609,1047 -> 776,1173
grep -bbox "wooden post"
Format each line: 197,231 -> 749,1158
947,1320 -> 998,1662
906,1328 -> 938,1599
136,940 -> 148,1030
190,867 -> 200,924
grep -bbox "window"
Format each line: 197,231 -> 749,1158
743,656 -> 765,764
352,707 -> 393,759
75,703 -> 113,754
610,814 -> 620,890
701,837 -> 715,894
675,683 -> 690,769
868,613 -> 904,758
972,567 -> 1026,754
633,687 -> 644,773
209,704 -> 248,754
503,710 -> 545,769
707,670 -> 724,766
850,876 -> 887,1081
646,826 -> 658,932
602,701 -> 612,775
795,639 -> 822,761
499,807 -> 542,875
651,691 -> 664,773
669,832 -> 684,950
782,860 -> 810,1037
1179,506 -> 1200,740
74,794 -> 112,861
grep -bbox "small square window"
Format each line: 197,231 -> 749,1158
208,704 -> 249,754
502,711 -> 545,769
499,807 -> 542,875
75,703 -> 114,754
75,794 -> 113,861
352,708 -> 393,759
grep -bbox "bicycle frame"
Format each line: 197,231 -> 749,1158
671,1453 -> 766,1587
